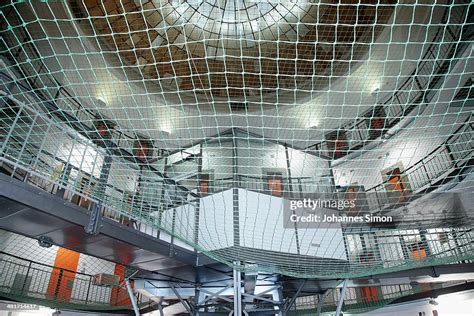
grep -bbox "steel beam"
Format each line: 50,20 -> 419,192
125,279 -> 140,316
316,293 -> 325,316
335,279 -> 348,316
284,280 -> 306,313
200,285 -> 234,305
233,264 -> 242,316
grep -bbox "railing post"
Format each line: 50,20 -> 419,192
21,261 -> 32,294
0,103 -> 23,156
85,276 -> 92,305
233,262 -> 242,316
422,162 -> 432,186
335,279 -> 348,316
54,269 -> 64,302
125,279 -> 140,316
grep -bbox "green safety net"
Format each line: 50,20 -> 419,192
0,0 -> 473,279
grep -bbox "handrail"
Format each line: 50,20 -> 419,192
0,251 -> 94,277
1,104 -> 470,221
0,77 -> 199,199
0,12 -> 170,160
0,251 -> 144,308
366,116 -> 473,193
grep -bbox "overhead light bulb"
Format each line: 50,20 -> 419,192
96,96 -> 107,105
371,87 -> 380,96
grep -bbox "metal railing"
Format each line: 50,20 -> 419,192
0,252 -> 143,309
365,119 -> 473,211
306,3 -> 470,158
0,7 -> 169,161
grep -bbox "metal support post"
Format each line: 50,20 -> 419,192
233,264 -> 242,316
85,202 -> 102,235
316,291 -> 327,316
335,279 -> 348,316
284,280 -> 306,313
170,283 -> 194,315
157,302 -> 164,316
85,140 -> 113,234
125,279 -> 140,316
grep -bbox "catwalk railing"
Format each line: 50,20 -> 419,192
365,119 -> 473,211
0,252 -> 149,310
289,280 -> 468,315
306,3 -> 470,159
1,86 -> 473,277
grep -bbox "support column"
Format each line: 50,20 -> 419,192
335,279 -> 348,316
194,144 -> 203,247
85,140 -> 113,235
232,131 -> 240,247
316,293 -> 325,316
233,263 -> 242,316
125,279 -> 140,316
284,280 -> 306,313
285,145 -> 300,255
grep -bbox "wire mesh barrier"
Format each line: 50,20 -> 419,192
288,281 -> 465,315
0,241 -> 149,310
0,0 -> 473,280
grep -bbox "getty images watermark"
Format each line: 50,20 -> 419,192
283,197 -> 393,228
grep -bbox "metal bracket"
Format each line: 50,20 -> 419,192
170,283 -> 195,315
84,202 -> 102,235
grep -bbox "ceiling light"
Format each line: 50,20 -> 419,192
96,96 -> 107,105
307,119 -> 320,129
160,128 -> 173,135
371,87 -> 380,97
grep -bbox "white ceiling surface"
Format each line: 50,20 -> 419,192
16,1 -> 455,149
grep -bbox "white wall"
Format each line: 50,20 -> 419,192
237,140 -> 288,178
0,232 -> 57,295
332,52 -> 473,191
72,255 -> 116,304
202,142 -> 234,179
239,189 -> 299,254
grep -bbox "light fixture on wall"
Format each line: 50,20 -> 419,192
381,132 -> 393,143
371,87 -> 380,95
95,96 -> 107,106
38,236 -> 53,248
307,119 -> 320,129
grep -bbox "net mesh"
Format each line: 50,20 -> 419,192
0,0 -> 473,279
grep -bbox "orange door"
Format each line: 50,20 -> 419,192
387,168 -> 408,202
268,176 -> 283,197
411,248 -> 427,261
46,248 -> 80,302
110,264 -> 132,306
361,286 -> 379,302
199,176 -> 210,196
